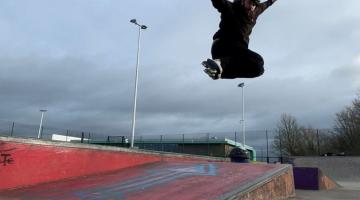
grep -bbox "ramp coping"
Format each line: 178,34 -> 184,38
218,164 -> 292,200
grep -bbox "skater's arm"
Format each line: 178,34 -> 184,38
256,0 -> 277,16
211,0 -> 231,13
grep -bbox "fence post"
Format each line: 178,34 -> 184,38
140,136 -> 143,149
10,122 -> 15,136
266,129 -> 269,164
317,129 -> 320,156
66,130 -> 69,142
88,132 -> 91,144
207,133 -> 210,156
160,135 -> 163,152
279,132 -> 283,164
182,134 -> 185,153
81,132 -> 84,143
235,132 -> 237,146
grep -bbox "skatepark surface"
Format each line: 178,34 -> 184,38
290,184 -> 360,200
0,160 -> 290,200
0,136 -> 294,200
291,157 -> 360,200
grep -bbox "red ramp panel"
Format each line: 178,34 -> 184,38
0,161 -> 294,200
0,138 -> 162,190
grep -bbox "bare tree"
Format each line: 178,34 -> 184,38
300,127 -> 318,156
273,114 -> 304,156
333,94 -> 360,155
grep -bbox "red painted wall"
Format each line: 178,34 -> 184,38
0,141 -> 162,190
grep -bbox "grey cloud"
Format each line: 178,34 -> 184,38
1,0 -> 360,141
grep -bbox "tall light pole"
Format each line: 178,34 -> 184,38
130,19 -> 147,148
238,83 -> 246,147
37,109 -> 47,139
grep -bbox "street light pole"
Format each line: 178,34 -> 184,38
238,83 -> 245,147
130,19 -> 147,148
37,109 -> 47,139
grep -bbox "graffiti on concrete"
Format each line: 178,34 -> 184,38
0,153 -> 14,166
0,142 -> 15,166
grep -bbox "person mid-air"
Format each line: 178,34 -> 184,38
202,0 -> 277,80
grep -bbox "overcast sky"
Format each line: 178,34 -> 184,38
1,0 -> 360,138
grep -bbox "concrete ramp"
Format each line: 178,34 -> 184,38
294,156 -> 360,182
0,137 -> 294,200
293,167 -> 338,190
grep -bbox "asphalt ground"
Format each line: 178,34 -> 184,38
290,182 -> 360,200
291,157 -> 360,200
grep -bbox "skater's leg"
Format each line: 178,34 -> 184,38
221,48 -> 264,79
211,39 -> 234,60
221,49 -> 264,79
209,39 -> 264,79
201,39 -> 229,79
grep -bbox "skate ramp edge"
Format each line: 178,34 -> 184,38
0,136 -> 224,190
226,164 -> 295,200
293,167 -> 338,190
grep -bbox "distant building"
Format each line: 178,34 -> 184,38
134,137 -> 256,161
52,134 -> 88,142
52,133 -> 256,161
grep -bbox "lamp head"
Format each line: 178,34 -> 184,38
130,19 -> 137,24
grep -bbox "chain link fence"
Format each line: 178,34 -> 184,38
0,119 -> 122,145
0,119 -> 334,163
133,130 -> 291,162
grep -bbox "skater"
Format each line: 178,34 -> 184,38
202,0 -> 277,80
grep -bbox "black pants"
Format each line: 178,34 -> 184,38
211,39 -> 264,79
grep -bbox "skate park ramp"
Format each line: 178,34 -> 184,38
0,136 -> 295,200
293,167 -> 338,190
293,157 -> 360,189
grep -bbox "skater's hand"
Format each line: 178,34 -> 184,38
257,0 -> 277,15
